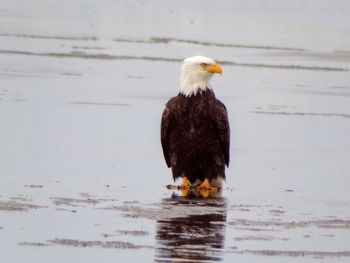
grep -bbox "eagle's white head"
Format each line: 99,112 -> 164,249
180,55 -> 222,97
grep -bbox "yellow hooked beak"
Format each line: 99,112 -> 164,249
205,63 -> 222,75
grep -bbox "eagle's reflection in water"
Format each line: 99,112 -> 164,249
155,196 -> 227,262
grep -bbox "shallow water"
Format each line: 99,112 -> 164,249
1,1 -> 350,262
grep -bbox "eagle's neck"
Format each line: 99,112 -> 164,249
179,69 -> 213,97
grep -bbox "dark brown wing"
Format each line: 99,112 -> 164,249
160,105 -> 172,168
215,101 -> 230,167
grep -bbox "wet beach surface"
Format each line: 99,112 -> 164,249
1,1 -> 350,262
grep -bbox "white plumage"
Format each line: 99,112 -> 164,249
179,56 -> 222,97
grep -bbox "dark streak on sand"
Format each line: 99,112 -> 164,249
253,111 -> 350,119
117,230 -> 150,236
127,75 -> 145,79
0,33 -> 97,41
51,196 -> 118,207
270,209 -> 285,214
25,184 -> 43,188
102,233 -> 117,238
0,71 -> 81,78
112,36 -> 307,52
51,197 -> 98,207
19,242 -> 50,247
48,238 -> 153,249
266,50 -> 350,63
228,218 -> 350,229
234,235 -> 289,241
56,208 -> 77,213
72,45 -> 106,50
0,200 -> 46,212
20,239 -> 154,249
10,197 -> 33,202
227,249 -> 350,258
296,90 -> 350,97
235,227 -> 280,232
0,50 -> 348,72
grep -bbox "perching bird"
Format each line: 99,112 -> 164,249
161,56 -> 230,195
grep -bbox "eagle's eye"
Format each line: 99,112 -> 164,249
200,63 -> 209,67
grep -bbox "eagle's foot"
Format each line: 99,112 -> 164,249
197,178 -> 218,192
197,179 -> 218,198
180,177 -> 191,190
180,177 -> 191,197
198,178 -> 211,190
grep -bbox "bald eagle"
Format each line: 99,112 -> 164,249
161,56 -> 230,193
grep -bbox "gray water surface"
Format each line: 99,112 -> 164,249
1,1 -> 350,262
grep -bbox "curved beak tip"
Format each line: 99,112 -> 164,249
206,63 -> 223,75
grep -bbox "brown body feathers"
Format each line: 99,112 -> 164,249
161,90 -> 230,184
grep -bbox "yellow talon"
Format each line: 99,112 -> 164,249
199,178 -> 211,191
198,178 -> 219,198
181,177 -> 190,189
199,189 -> 209,198
181,177 -> 191,197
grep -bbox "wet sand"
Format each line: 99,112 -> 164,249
1,1 -> 350,262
